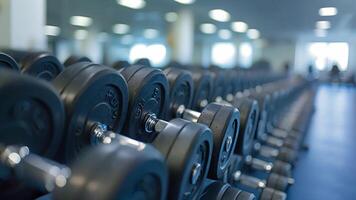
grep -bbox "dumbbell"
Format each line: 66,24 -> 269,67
163,67 -> 240,180
0,142 -> 168,200
53,62 -> 214,200
0,69 -> 168,200
134,58 -> 151,67
0,52 -> 20,70
63,55 -> 92,67
199,181 -> 255,200
190,70 -> 213,111
1,50 -> 63,81
112,60 -> 130,70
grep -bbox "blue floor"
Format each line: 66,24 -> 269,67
288,84 -> 356,200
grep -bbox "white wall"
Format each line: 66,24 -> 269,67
259,41 -> 296,71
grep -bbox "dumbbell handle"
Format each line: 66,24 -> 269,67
233,171 -> 265,189
0,145 -> 70,192
245,155 -> 273,172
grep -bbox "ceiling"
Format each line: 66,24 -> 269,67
47,0 -> 356,42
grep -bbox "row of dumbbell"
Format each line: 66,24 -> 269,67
0,50 -> 314,200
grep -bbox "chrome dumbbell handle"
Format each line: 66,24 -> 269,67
245,155 -> 273,172
0,145 -> 70,192
233,170 -> 266,189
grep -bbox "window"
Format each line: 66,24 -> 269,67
211,42 -> 236,67
308,42 -> 349,71
129,43 -> 167,66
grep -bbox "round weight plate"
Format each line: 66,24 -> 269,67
191,71 -> 213,111
0,69 -> 64,157
260,187 -> 286,200
277,147 -> 297,164
20,52 -> 64,81
52,63 -> 128,162
267,173 -> 289,191
154,118 -> 213,200
63,55 -> 92,67
0,52 -> 20,71
271,160 -> 292,177
112,60 -> 130,70
54,140 -> 168,200
119,65 -> 169,142
163,67 -> 193,120
232,97 -> 259,156
134,58 -> 151,67
210,71 -> 225,101
198,103 -> 240,180
199,181 -> 230,200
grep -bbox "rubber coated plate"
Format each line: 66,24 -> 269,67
20,52 -> 63,81
191,71 -> 213,111
119,65 -> 169,142
112,60 -> 130,70
0,69 -> 64,157
134,58 -> 151,67
153,118 -> 213,200
54,140 -> 168,200
64,55 -> 92,67
198,103 -> 240,180
210,71 -> 225,101
232,97 -> 259,156
0,53 -> 20,71
52,63 -> 128,163
163,67 -> 193,120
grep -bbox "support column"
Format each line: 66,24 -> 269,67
0,0 -> 47,50
171,9 -> 194,65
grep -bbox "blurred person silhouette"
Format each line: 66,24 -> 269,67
329,63 -> 341,82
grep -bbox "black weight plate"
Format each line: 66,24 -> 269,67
63,55 -> 92,67
119,65 -> 169,143
54,141 -> 168,200
112,60 -> 130,70
271,160 -> 292,177
236,190 -> 256,200
134,58 -> 152,67
210,71 -> 225,101
52,63 -> 128,163
154,118 -> 213,200
163,67 -> 193,120
191,71 -> 213,111
0,52 -> 20,71
267,173 -> 288,191
20,52 -> 63,81
199,181 -> 230,200
198,103 -> 240,180
0,69 -> 64,158
232,97 -> 259,156
277,147 -> 297,164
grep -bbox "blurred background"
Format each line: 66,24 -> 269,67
1,0 -> 355,82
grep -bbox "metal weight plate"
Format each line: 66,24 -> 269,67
260,187 -> 287,200
63,55 -> 92,67
119,65 -> 169,142
19,52 -> 63,81
52,63 -> 128,162
266,173 -> 289,192
0,69 -> 65,158
249,91 -> 271,140
153,118 -> 213,200
54,140 -> 168,200
210,70 -> 226,101
191,71 -> 213,111
134,58 -> 152,67
198,103 -> 240,180
231,97 -> 259,156
112,60 -> 130,70
0,52 -> 20,71
200,181 -> 255,200
163,67 -> 194,120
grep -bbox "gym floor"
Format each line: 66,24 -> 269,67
288,84 -> 356,200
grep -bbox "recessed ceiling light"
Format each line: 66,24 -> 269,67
45,25 -> 60,36
165,12 -> 178,22
315,29 -> 327,37
74,30 -> 88,40
117,0 -> 146,9
113,24 -> 130,34
209,9 -> 230,22
174,0 -> 195,5
143,28 -> 159,39
319,7 -> 337,17
316,21 -> 330,29
70,16 -> 92,27
218,29 -> 232,40
247,29 -> 260,39
200,23 -> 216,34
231,21 -> 248,33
